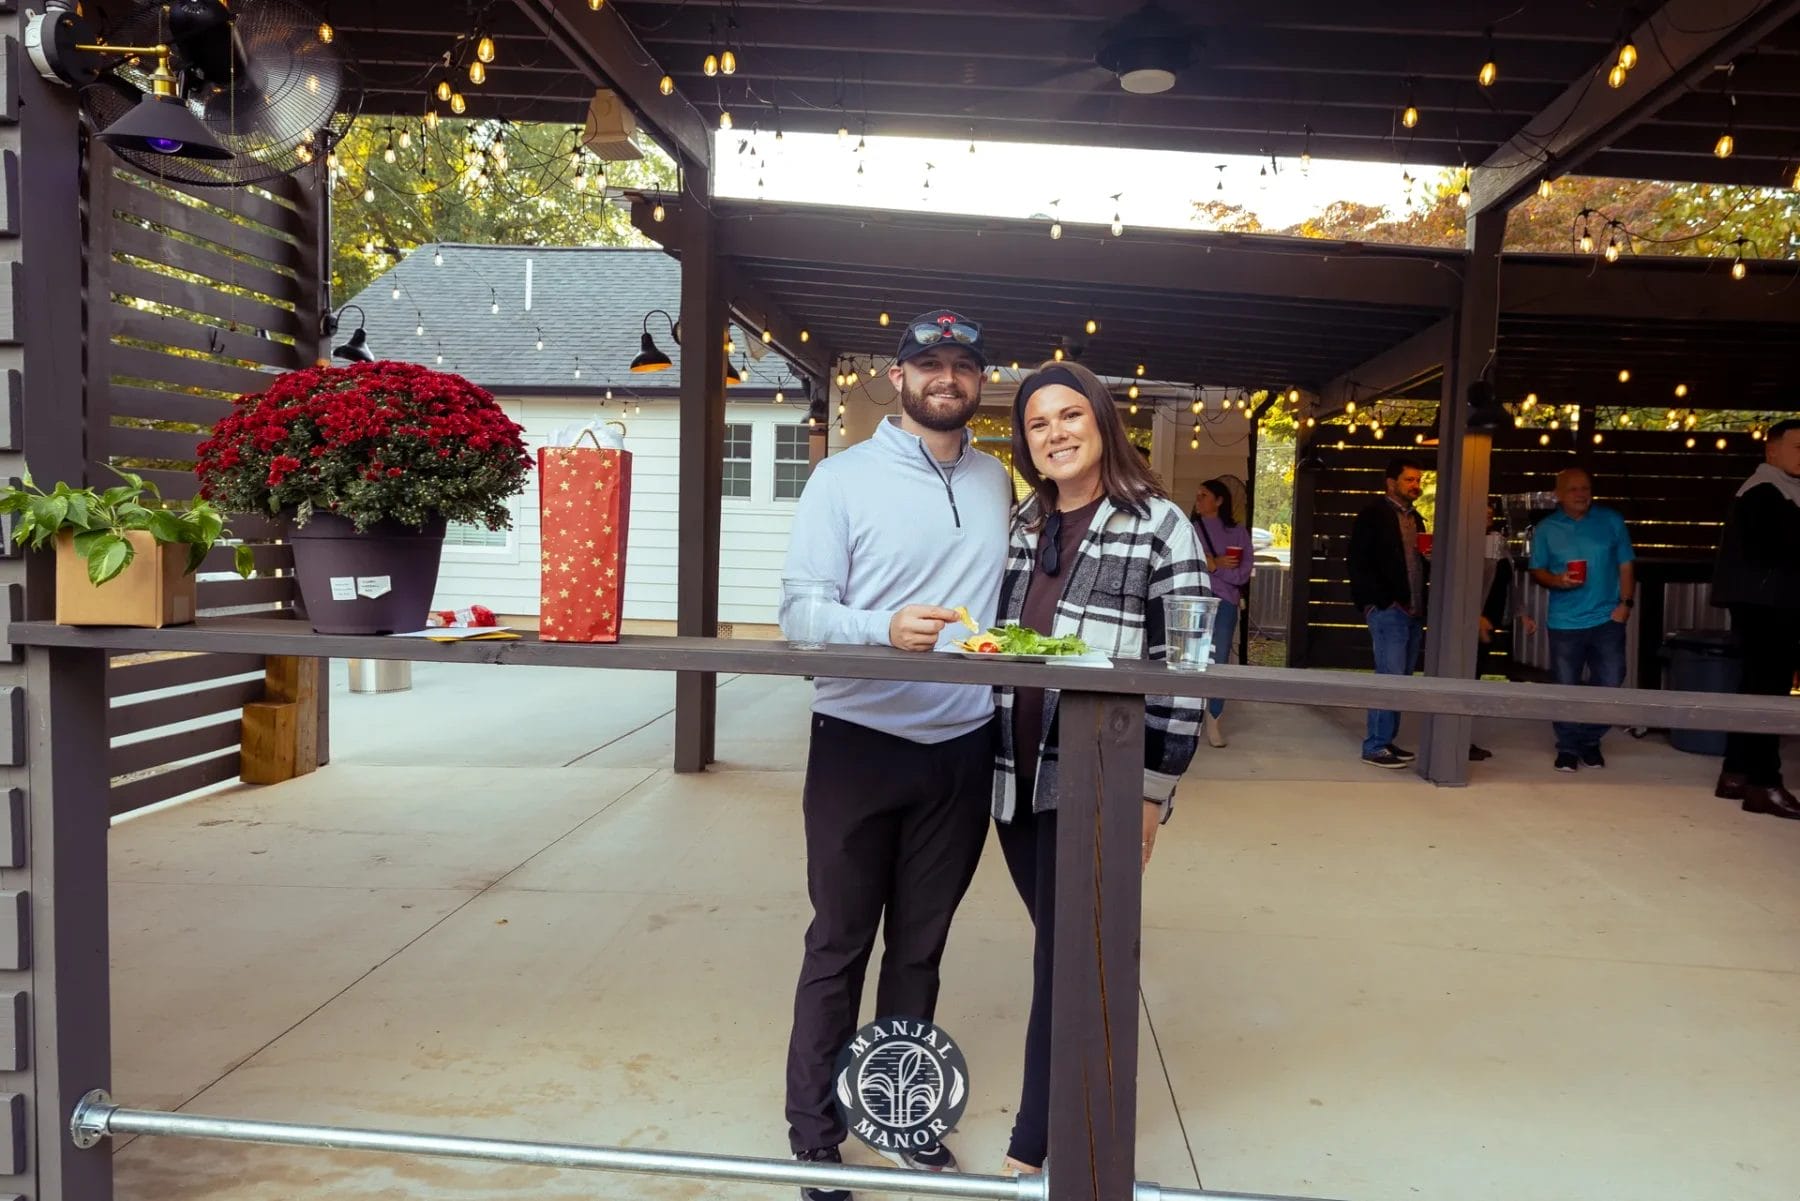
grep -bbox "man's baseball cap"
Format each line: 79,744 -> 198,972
895,310 -> 987,367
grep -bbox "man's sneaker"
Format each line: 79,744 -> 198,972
1554,752 -> 1580,773
1386,744 -> 1417,762
1362,748 -> 1409,770
795,1146 -> 851,1201
1580,746 -> 1606,769
878,1140 -> 958,1172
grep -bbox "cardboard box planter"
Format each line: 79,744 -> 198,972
54,530 -> 197,628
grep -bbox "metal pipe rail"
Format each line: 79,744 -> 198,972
69,1092 -> 1337,1201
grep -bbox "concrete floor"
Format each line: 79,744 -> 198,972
107,663 -> 1800,1201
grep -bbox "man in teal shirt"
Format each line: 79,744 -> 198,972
1528,467 -> 1637,772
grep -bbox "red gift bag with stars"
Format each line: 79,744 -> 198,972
537,436 -> 632,643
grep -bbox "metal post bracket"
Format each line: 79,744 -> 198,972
70,1089 -> 114,1150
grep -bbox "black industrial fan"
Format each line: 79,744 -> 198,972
26,0 -> 362,186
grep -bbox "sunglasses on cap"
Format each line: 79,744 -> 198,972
907,320 -> 982,349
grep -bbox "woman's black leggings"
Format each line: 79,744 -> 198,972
994,805 -> 1059,1168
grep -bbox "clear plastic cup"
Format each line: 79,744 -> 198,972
783,579 -> 835,650
1163,595 -> 1222,672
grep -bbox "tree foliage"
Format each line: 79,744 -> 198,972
328,119 -> 678,303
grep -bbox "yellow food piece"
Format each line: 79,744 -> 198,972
954,605 -> 979,633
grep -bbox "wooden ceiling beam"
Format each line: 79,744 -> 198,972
1470,0 -> 1800,214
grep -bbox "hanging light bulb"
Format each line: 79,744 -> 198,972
1128,383 -> 1140,399
1715,132 -> 1735,159
384,136 -> 397,164
721,48 -> 737,75
1538,178 -> 1553,198
1731,256 -> 1747,280
425,109 -> 440,130
1136,364 -> 1147,377
1085,318 -> 1098,335
469,60 -> 487,86
1579,227 -> 1595,254
477,34 -> 497,64
416,321 -> 425,337
1686,413 -> 1699,428
363,185 -> 375,203
1675,383 -> 1689,398
1620,413 -> 1632,426
1525,393 -> 1538,408
703,52 -> 719,77
400,130 -> 413,149
1514,415 -> 1525,428
1478,58 -> 1498,88
1190,436 -> 1199,450
837,125 -> 849,141
588,0 -> 604,9
775,388 -> 785,404
1458,180 -> 1472,209
878,312 -> 890,327
491,297 -> 499,315
1618,42 -> 1638,70
1540,433 -> 1552,446
659,74 -> 675,96
1052,347 -> 1065,362
989,367 -> 1001,383
391,284 -> 401,300
762,328 -> 773,344
652,201 -> 666,222
1402,103 -> 1419,129
317,20 -> 334,44
1050,221 -> 1062,240
437,80 -> 452,103
1288,388 -> 1300,404
1111,215 -> 1124,237
1550,418 -> 1561,430
1593,432 -> 1604,445
1685,436 -> 1697,449
1604,237 -> 1621,263
433,249 -> 444,266
436,350 -> 444,365
1618,369 -> 1631,383
536,333 -> 545,351
1608,63 -> 1628,89
1792,163 -> 1800,190
800,329 -> 810,342
450,93 -> 467,114
719,110 -> 733,130
574,360 -> 582,380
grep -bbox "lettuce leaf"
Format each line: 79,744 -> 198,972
986,624 -> 1088,656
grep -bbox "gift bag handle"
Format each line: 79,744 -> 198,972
570,422 -> 628,451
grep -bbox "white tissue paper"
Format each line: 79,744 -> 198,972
547,419 -> 626,450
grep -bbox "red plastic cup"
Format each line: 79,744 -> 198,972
1567,559 -> 1588,584
1224,547 -> 1243,567
1415,532 -> 1434,555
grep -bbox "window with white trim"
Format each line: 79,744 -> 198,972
774,424 -> 812,500
723,422 -> 753,499
444,521 -> 510,549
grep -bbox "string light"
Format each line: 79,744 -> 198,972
1675,383 -> 1689,398
399,129 -> 412,150
1478,29 -> 1498,87
1604,235 -> 1620,263
1402,102 -> 1419,129
433,249 -> 444,266
990,367 -> 1001,383
392,283 -> 401,300
1458,178 -> 1472,209
1052,347 -> 1065,362
469,60 -> 487,86
424,110 -> 439,130
450,93 -> 467,115
1050,221 -> 1062,240
719,110 -> 733,130
1617,369 -> 1630,383
436,80 -> 452,103
1608,63 -> 1628,89
477,34 -> 496,64
1618,42 -> 1638,70
1714,132 -> 1735,159
317,20 -> 334,44
1716,437 -> 1728,450
762,328 -> 773,343
659,75 -> 675,96
1730,236 -> 1749,279
1085,318 -> 1098,335
1538,178 -> 1553,198
588,0 -> 604,8
775,388 -> 785,404
1136,364 -> 1146,377
1686,436 -> 1697,448
652,201 -> 666,222
878,312 -> 890,326
573,357 -> 582,380
721,49 -> 738,75
799,329 -> 810,342
1524,392 -> 1538,408
703,52 -> 719,77
416,321 -> 425,337
1346,401 -> 1357,414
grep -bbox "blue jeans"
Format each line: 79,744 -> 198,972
1548,620 -> 1628,755
1363,606 -> 1424,757
1207,600 -> 1239,717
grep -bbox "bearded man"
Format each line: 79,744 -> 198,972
777,311 -> 1011,1194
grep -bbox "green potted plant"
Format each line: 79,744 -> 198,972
195,361 -> 530,634
0,468 -> 255,628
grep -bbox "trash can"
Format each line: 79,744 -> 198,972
1660,630 -> 1742,756
348,658 -> 412,694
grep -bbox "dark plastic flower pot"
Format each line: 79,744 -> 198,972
288,512 -> 447,635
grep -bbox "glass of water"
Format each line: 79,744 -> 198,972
783,578 -> 836,650
1163,596 -> 1222,672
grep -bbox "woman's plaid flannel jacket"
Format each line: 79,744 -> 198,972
991,493 -> 1210,823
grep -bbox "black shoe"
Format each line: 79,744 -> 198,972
1554,752 -> 1580,773
878,1139 -> 958,1172
1714,771 -> 1749,801
1362,748 -> 1409,770
796,1146 -> 852,1201
1386,744 -> 1417,762
1579,746 -> 1606,769
1468,744 -> 1493,762
1742,784 -> 1800,820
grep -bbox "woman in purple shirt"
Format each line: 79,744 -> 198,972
1191,478 -> 1254,746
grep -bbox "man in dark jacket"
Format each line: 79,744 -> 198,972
1348,457 -> 1428,769
1711,418 -> 1800,819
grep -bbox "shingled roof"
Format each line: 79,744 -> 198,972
344,244 -> 793,397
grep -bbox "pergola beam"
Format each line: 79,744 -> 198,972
1318,319 -> 1451,418
1470,0 -> 1800,214
510,0 -> 713,172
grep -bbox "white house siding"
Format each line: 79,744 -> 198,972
431,396 -> 809,625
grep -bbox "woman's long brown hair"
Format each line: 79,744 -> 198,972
1010,359 -> 1164,529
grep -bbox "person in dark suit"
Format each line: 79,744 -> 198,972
1710,417 -> 1800,819
1347,457 -> 1428,769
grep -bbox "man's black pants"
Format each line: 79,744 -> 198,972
784,713 -> 994,1153
1725,604 -> 1798,788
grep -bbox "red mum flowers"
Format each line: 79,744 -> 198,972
196,362 -> 530,533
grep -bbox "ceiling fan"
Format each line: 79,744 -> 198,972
1042,3 -> 1201,96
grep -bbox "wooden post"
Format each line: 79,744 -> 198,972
240,656 -> 320,785
1048,692 -> 1143,1201
1285,432 -> 1318,668
1420,210 -> 1507,785
674,160 -> 725,774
